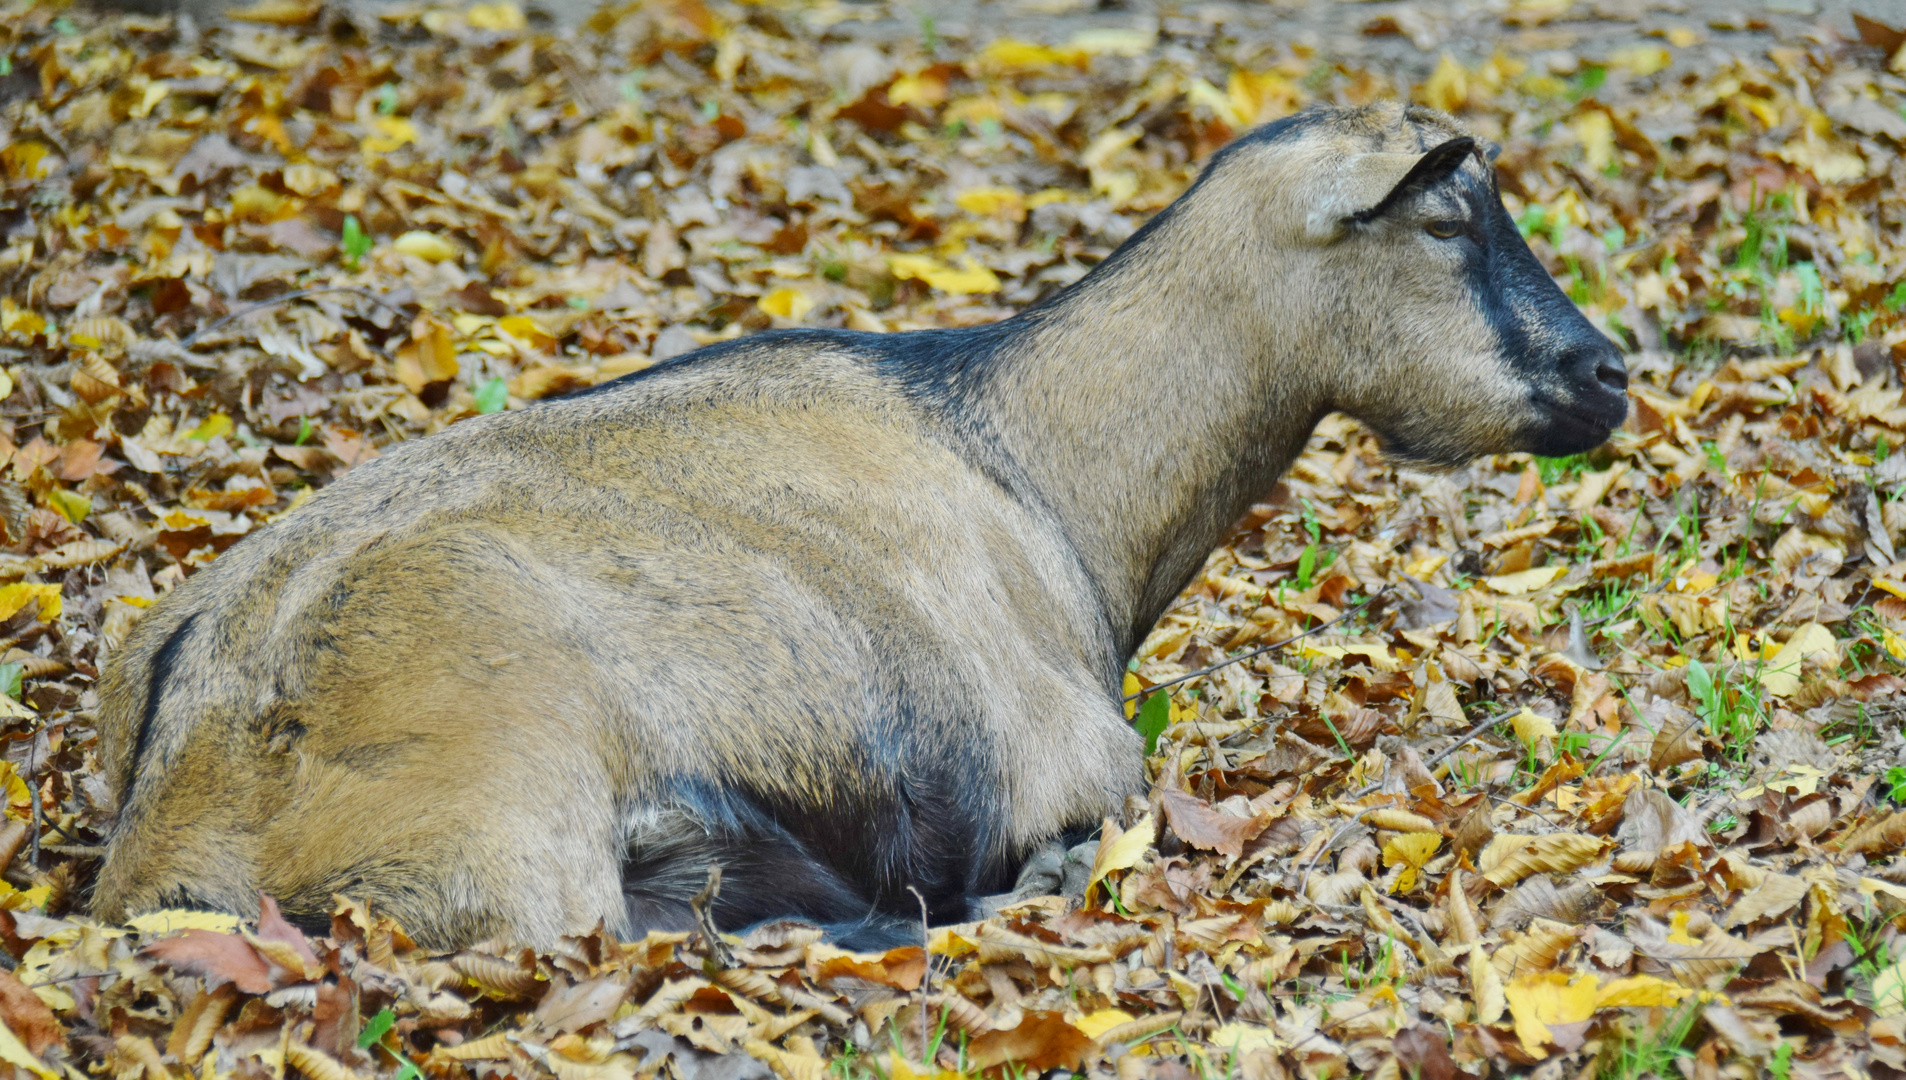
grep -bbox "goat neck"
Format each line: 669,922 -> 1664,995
975,175 -> 1329,657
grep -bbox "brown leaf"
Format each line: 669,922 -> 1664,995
1490,918 -> 1578,978
1617,787 -> 1710,853
1854,12 -> 1906,53
1478,833 -> 1611,889
1833,808 -> 1906,855
393,318 -> 459,393
533,976 -> 630,1034
1488,877 -> 1608,930
1392,1025 -> 1463,1080
252,894 -> 323,980
1649,713 -> 1707,772
1724,873 -> 1809,928
1452,801 -> 1493,862
0,967 -> 60,1055
1159,789 -> 1270,859
809,945 -> 925,991
166,984 -> 237,1066
143,929 -> 274,994
451,283 -> 509,318
965,1010 -> 1094,1072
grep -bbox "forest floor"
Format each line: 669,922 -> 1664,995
0,0 -> 1905,1078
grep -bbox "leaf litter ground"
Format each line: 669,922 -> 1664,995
0,1 -> 1905,1078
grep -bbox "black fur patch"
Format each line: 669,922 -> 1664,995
129,612 -> 198,802
1350,137 -> 1477,225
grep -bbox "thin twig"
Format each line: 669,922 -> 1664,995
1124,587 -> 1392,704
1296,805 -> 1385,901
905,885 -> 929,1062
27,971 -> 113,988
26,734 -> 38,867
1421,706 -> 1517,771
689,863 -> 734,968
183,287 -> 411,348
1347,705 -> 1514,800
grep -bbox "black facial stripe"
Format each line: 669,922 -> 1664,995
1465,181 -> 1600,384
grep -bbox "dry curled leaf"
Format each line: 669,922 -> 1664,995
1478,834 -> 1611,889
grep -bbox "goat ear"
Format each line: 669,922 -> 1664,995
1305,136 -> 1477,240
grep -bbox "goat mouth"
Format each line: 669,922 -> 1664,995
1526,393 -> 1626,455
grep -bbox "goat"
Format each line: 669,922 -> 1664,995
92,102 -> 1628,948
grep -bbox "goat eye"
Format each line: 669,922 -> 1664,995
1426,219 -> 1465,239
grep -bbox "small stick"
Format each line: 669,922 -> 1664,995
905,885 -> 930,1063
1296,805 -> 1384,903
1124,587 -> 1392,703
689,864 -> 734,968
183,287 -> 411,348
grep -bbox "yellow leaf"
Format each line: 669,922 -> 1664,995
1207,1023 -> 1281,1054
128,909 -> 245,935
888,254 -> 1000,295
1075,1008 -> 1137,1040
976,39 -> 1077,72
954,187 -> 1026,220
495,315 -> 557,350
757,288 -> 815,321
1666,27 -> 1701,46
1065,28 -> 1154,57
1875,961 -> 1906,1017
889,1060 -> 963,1080
1469,944 -> 1505,1023
887,72 -> 948,109
394,231 -> 461,263
1575,110 -> 1616,172
364,116 -> 418,154
1608,46 -> 1672,75
0,300 -> 44,338
1888,631 -> 1906,663
396,319 -> 460,391
1383,832 -> 1442,867
0,763 -> 27,820
0,584 -> 60,622
1511,707 -> 1557,748
1186,78 -> 1241,125
0,142 -> 54,183
1876,578 -> 1906,600
1295,641 -> 1403,672
228,0 -> 318,23
1227,69 -> 1295,126
1086,813 -> 1154,900
44,489 -> 89,525
1123,672 -> 1140,720
187,413 -> 233,442
465,1 -> 525,30
1382,832 -> 1442,893
1485,564 -> 1565,594
1504,971 -> 1599,1055
927,925 -> 977,957
283,164 -> 339,196
1595,974 -> 1692,1008
1666,910 -> 1699,946
0,882 -> 48,912
0,1012 -> 55,1080
1759,622 -> 1838,698
229,183 -> 292,222
1418,54 -> 1469,113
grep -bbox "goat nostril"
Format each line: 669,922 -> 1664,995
1595,357 -> 1628,393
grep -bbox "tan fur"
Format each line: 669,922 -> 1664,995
92,103 -> 1623,947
